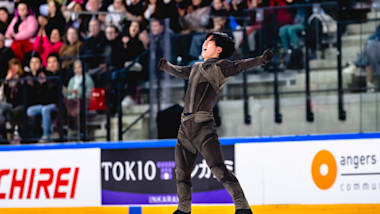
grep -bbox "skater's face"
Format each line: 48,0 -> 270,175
201,35 -> 222,60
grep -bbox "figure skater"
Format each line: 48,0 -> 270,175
159,32 -> 273,214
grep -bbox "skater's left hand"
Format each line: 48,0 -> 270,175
261,49 -> 274,64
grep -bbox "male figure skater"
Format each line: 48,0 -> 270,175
159,32 -> 273,214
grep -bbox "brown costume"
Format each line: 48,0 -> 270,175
160,56 -> 266,213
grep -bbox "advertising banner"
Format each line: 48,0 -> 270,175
101,146 -> 234,205
0,148 -> 101,208
235,139 -> 380,205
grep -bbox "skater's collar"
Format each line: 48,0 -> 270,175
203,57 -> 220,64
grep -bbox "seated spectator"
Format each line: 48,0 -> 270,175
80,18 -> 106,70
122,20 -> 146,63
243,0 -> 263,53
119,20 -> 148,106
45,0 -> 66,36
307,4 -> 337,59
123,19 -> 150,49
208,16 -> 230,32
106,0 -> 126,30
179,0 -> 211,33
92,25 -> 124,87
59,26 -> 83,70
5,1 -> 38,61
229,0 -> 248,27
24,54 -> 45,139
0,7 -> 11,34
150,19 -> 165,61
27,53 -> 62,143
125,0 -> 145,22
104,25 -> 124,70
144,0 -> 166,20
62,0 -> 83,29
24,54 -> 45,107
27,0 -> 46,15
365,40 -> 380,91
2,58 -> 27,143
79,0 -> 107,34
64,60 -> 94,138
346,25 -> 380,91
146,0 -> 181,32
33,27 -> 63,67
208,0 -> 230,28
0,1 -> 14,14
150,18 -> 173,105
256,0 -> 293,51
279,0 -> 305,53
0,33 -> 14,80
269,0 -> 293,27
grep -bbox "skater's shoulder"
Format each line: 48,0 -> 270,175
214,58 -> 234,69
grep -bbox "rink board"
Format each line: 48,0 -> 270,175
1,204 -> 380,214
1,133 -> 380,213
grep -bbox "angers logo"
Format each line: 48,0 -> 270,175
311,150 -> 337,190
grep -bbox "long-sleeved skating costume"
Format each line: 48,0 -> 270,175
160,57 -> 266,213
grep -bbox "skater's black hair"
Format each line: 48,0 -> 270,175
205,32 -> 235,59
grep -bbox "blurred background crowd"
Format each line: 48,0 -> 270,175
0,0 -> 376,144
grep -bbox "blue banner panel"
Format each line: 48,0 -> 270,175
101,146 -> 234,205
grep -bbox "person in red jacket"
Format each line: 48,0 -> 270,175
33,27 -> 63,67
5,1 -> 38,61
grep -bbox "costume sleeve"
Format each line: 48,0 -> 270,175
159,58 -> 192,80
217,57 -> 264,77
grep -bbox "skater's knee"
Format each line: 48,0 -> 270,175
176,167 -> 192,186
210,164 -> 238,183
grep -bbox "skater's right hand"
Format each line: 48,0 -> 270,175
261,49 -> 274,64
159,58 -> 167,68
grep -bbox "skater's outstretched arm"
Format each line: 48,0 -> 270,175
159,58 -> 192,80
217,49 -> 274,77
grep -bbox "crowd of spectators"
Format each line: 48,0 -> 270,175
0,0 -> 371,143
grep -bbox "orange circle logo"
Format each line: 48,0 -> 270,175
311,150 -> 337,190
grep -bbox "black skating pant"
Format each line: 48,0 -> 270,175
175,118 -> 250,213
